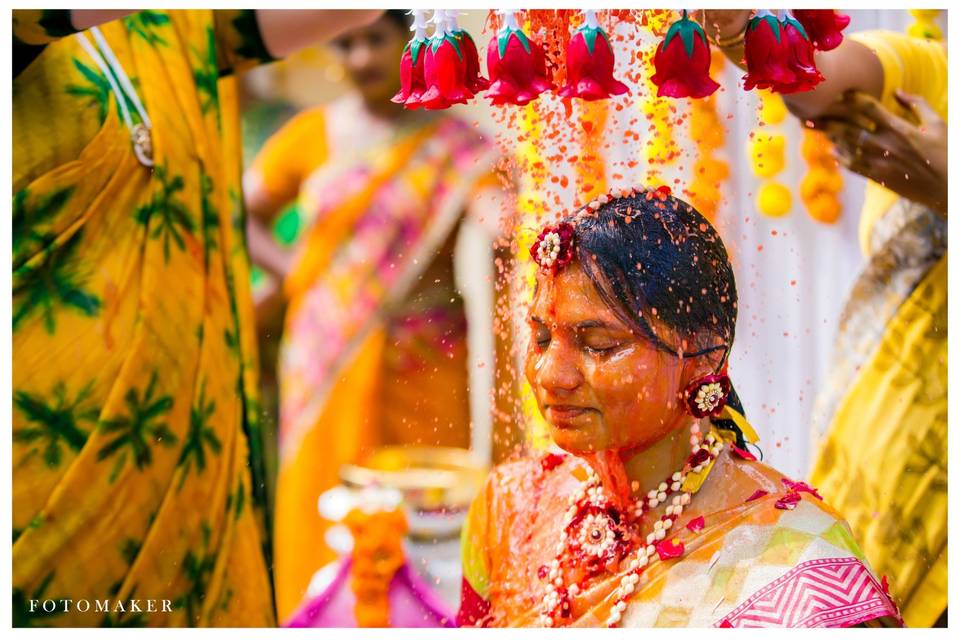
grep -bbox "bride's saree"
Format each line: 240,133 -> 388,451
461,449 -> 901,627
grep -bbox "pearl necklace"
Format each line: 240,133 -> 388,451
537,431 -> 725,628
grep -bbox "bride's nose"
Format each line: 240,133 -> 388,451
536,338 -> 584,394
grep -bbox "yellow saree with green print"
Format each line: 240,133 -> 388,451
13,9 -> 275,626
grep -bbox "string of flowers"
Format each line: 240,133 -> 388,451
750,89 -> 792,218
640,13 -> 680,181
799,129 -> 843,224
686,49 -> 729,221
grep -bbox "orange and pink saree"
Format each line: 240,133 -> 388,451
460,444 -> 902,628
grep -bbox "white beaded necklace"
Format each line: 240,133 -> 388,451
537,429 -> 725,628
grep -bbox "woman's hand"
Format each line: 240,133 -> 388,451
815,90 -> 947,217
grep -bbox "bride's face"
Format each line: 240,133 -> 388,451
525,262 -> 696,455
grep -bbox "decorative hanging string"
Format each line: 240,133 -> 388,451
750,88 -> 792,218
686,49 -> 729,222
800,129 -> 843,224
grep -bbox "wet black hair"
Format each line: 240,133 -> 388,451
566,190 -> 750,448
383,9 -> 414,32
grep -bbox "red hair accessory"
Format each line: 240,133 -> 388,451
530,222 -> 576,274
684,373 -> 731,418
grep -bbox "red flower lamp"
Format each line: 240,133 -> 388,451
792,9 -> 850,51
743,10 -> 823,94
392,10 -> 430,109
486,9 -> 555,106
558,10 -> 629,101
778,12 -> 825,93
445,10 -> 489,94
651,10 -> 720,99
419,10 -> 472,110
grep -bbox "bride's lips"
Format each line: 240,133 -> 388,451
547,405 -> 596,424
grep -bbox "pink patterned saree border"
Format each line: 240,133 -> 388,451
715,556 -> 900,628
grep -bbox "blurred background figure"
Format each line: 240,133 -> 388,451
705,10 -> 947,627
240,10 -> 513,622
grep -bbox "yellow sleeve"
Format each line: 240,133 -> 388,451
249,108 -> 329,206
213,9 -> 278,75
848,30 -> 947,121
847,30 -> 947,255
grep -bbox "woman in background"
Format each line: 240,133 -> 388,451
704,10 -> 947,626
242,11 -> 510,621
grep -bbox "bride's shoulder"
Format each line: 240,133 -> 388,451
482,451 -> 578,501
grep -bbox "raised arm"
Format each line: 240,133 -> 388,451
701,10 -> 884,120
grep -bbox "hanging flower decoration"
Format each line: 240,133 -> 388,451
445,10 -> 489,94
742,10 -> 794,92
558,10 -> 629,101
778,12 -> 824,93
687,49 -> 728,220
419,10 -> 471,110
530,222 -> 576,275
651,10 -> 719,99
486,10 -> 555,106
750,90 -> 792,218
743,10 -> 822,94
392,10 -> 430,108
800,129 -> 843,224
791,9 -> 850,51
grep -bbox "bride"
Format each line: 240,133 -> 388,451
457,186 -> 901,628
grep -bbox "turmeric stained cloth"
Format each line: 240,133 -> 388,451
461,448 -> 901,628
13,10 -> 274,626
810,30 -> 947,628
249,105 -> 499,621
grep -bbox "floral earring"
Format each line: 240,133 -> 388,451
684,372 -> 731,419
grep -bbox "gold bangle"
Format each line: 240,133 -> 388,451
714,27 -> 747,49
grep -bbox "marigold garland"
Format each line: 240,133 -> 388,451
750,90 -> 791,217
344,508 -> 409,627
800,129 -> 843,224
686,50 -> 729,221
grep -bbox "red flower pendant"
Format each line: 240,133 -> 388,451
743,11 -> 823,94
792,9 -> 850,51
778,15 -> 824,93
452,28 -> 489,94
558,13 -> 629,101
742,12 -> 795,92
420,33 -> 472,110
486,24 -> 555,106
392,35 -> 429,108
651,12 -> 719,99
